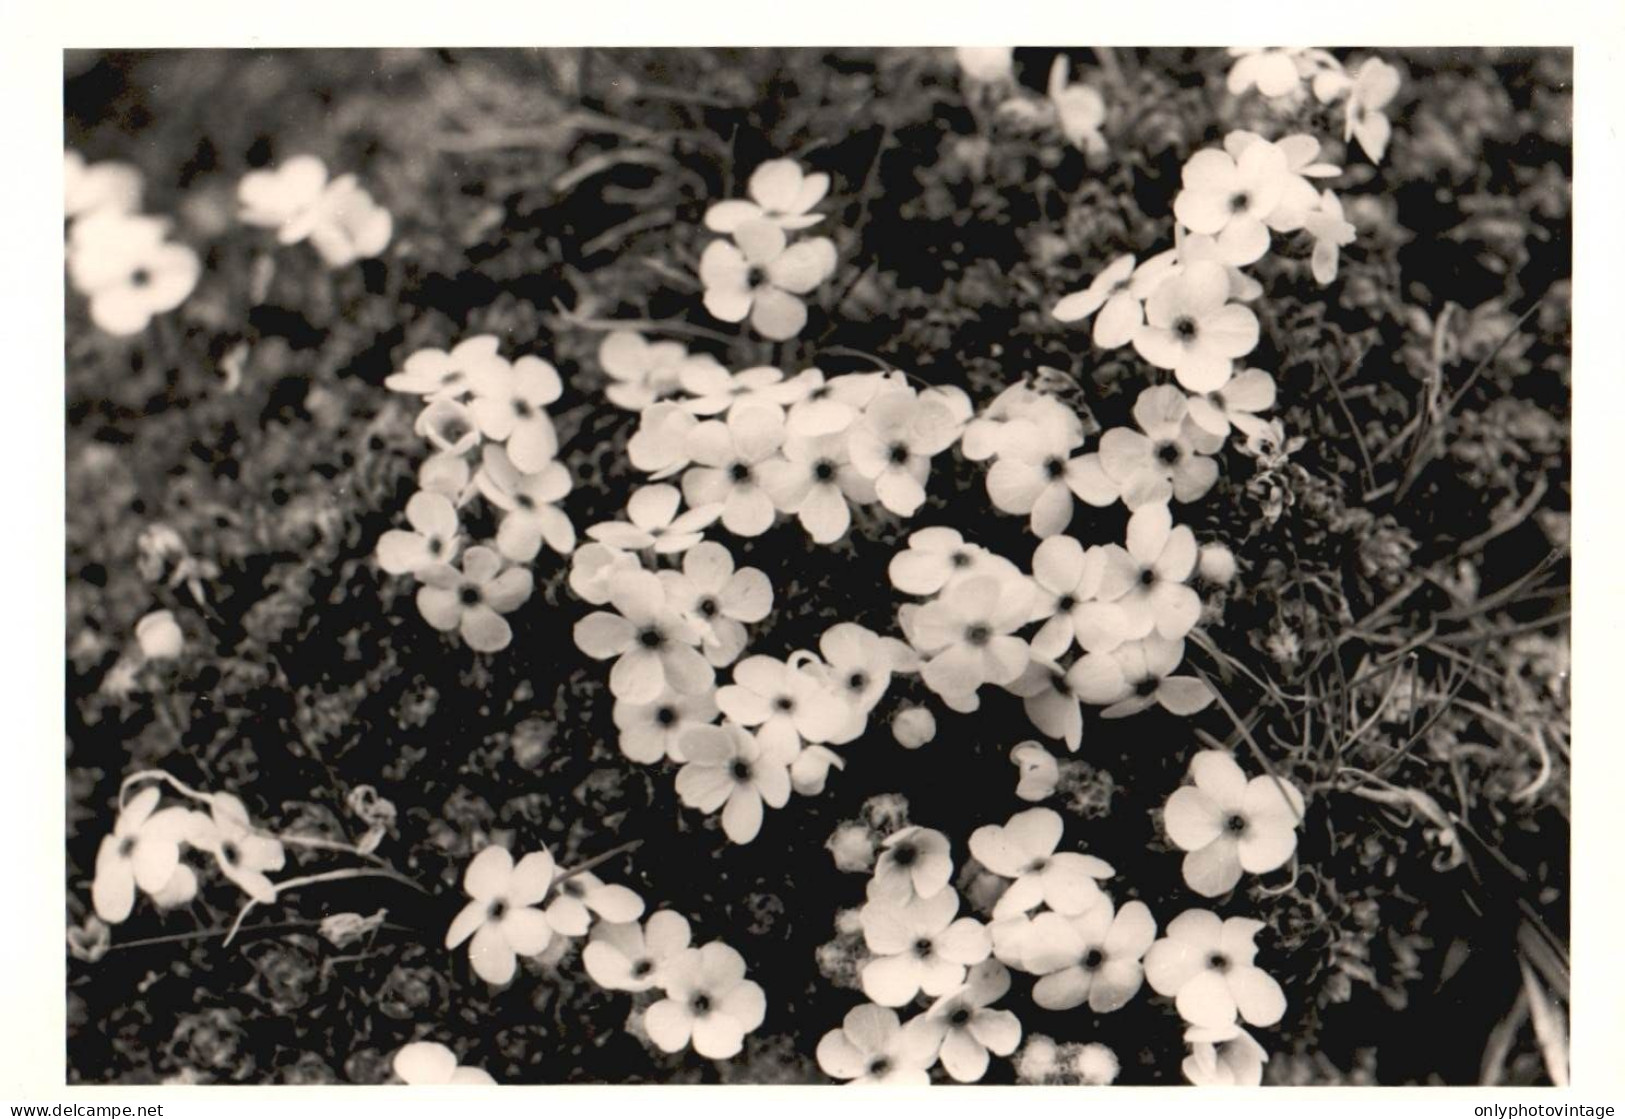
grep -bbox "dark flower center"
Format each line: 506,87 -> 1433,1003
1156,442 -> 1183,465
890,843 -> 918,867
913,937 -> 935,960
631,959 -> 655,978
130,267 -> 152,288
513,400 -> 533,419
440,419 -> 471,443
428,536 -> 445,556
1228,192 -> 1251,214
847,671 -> 868,691
730,760 -> 753,782
1082,948 -> 1105,970
1173,316 -> 1199,341
813,460 -> 837,482
1139,568 -> 1157,587
1044,457 -> 1066,480
487,899 -> 508,921
1026,857 -> 1050,873
698,597 -> 720,618
690,992 -> 713,1015
638,627 -> 665,649
729,462 -> 752,483
1208,952 -> 1231,973
773,695 -> 795,713
1057,594 -> 1077,611
949,1007 -> 972,1027
516,494 -> 536,511
221,841 -> 241,866
1135,677 -> 1160,698
1226,813 -> 1249,835
561,880 -> 584,898
117,836 -> 137,858
1208,391 -> 1227,409
460,586 -> 483,606
949,551 -> 972,569
887,443 -> 910,465
868,1057 -> 892,1075
655,706 -> 678,727
964,623 -> 992,646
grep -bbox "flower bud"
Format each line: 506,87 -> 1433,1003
1198,543 -> 1237,585
891,705 -> 936,749
135,609 -> 184,660
1074,1042 -> 1120,1085
791,746 -> 844,797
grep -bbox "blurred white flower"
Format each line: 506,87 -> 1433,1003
1186,366 -> 1277,440
237,154 -> 391,267
1305,189 -> 1358,285
1344,57 -> 1402,163
1198,542 -> 1238,585
890,705 -> 937,749
134,609 -> 184,661
956,47 -> 1015,86
67,213 -> 199,336
597,330 -> 688,411
868,825 -> 953,904
1047,55 -> 1106,155
92,786 -> 206,924
1225,48 -> 1306,99
628,402 -> 700,477
384,336 -> 503,400
1182,1022 -> 1269,1086
65,151 -> 142,221
196,792 -> 286,903
414,398 -> 481,456
705,159 -> 830,233
1054,253 -> 1142,348
567,541 -> 641,606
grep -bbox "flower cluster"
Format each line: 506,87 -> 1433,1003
65,152 -> 201,336
700,159 -> 838,340
890,519 -> 1215,752
238,154 -> 392,268
1225,49 -> 1403,164
377,336 -> 574,651
818,824 -> 1023,1084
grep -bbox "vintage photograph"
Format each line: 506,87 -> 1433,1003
63,47 -> 1571,1086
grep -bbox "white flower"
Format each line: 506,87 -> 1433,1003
628,403 -> 700,477
237,155 -> 390,267
1164,751 -> 1305,897
1113,502 -> 1202,641
1054,253 -> 1142,348
1223,131 -> 1340,231
573,569 -> 713,703
716,655 -> 848,764
678,362 -> 807,420
1010,741 -> 1060,802
1133,262 -> 1261,390
955,48 -> 1015,86
681,405 -> 787,536
890,705 -> 937,749
583,910 -> 693,992
705,159 -> 830,233
567,541 -> 641,606
1144,910 -> 1287,1028
700,219 -> 836,341
1005,657 -> 1084,752
757,430 -> 874,544
377,491 -> 461,575
785,369 -> 892,437
675,723 -> 791,845
1097,384 -> 1226,508
984,409 -> 1095,538
868,826 -> 953,904
643,942 -> 767,1059
392,1041 -> 496,1086
1225,48 -> 1306,99
960,383 -> 1048,462
1075,1042 -> 1121,1085
474,445 -> 576,562
444,845 -> 561,985
384,336 -> 502,400
657,541 -> 774,667
545,869 -> 645,936
587,483 -> 721,554
613,687 -> 719,764
67,213 -> 199,336
817,1004 -> 938,1085
888,527 -> 993,596
1305,189 -> 1357,285
1182,1022 -> 1269,1086
847,388 -> 964,516
901,960 -> 1022,1084
415,545 -> 533,653
598,330 -> 688,411
1171,142 -> 1291,266
817,622 -> 905,725
909,574 -> 1034,698
789,745 -> 846,796
414,398 -> 482,456
467,356 -> 562,472
1344,58 -> 1402,164
1026,535 -> 1131,658
65,151 -> 142,221
969,808 -> 1113,920
1047,55 -> 1106,154
1186,366 -> 1277,440
1198,542 -> 1238,585
1070,635 -> 1213,718
196,793 -> 286,903
92,786 -> 205,924
134,610 -> 184,661
859,888 -> 992,1006
1024,899 -> 1156,1013
419,451 -> 473,501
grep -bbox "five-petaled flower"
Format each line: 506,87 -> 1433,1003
674,723 -> 792,845
92,785 -> 206,924
1097,385 -> 1226,508
573,569 -> 713,704
67,213 -> 200,337
700,219 -> 837,341
643,941 -> 767,1059
445,844 -> 561,986
416,545 -> 534,654
1133,262 -> 1262,391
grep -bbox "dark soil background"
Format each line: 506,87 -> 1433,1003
65,47 -> 1571,1085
